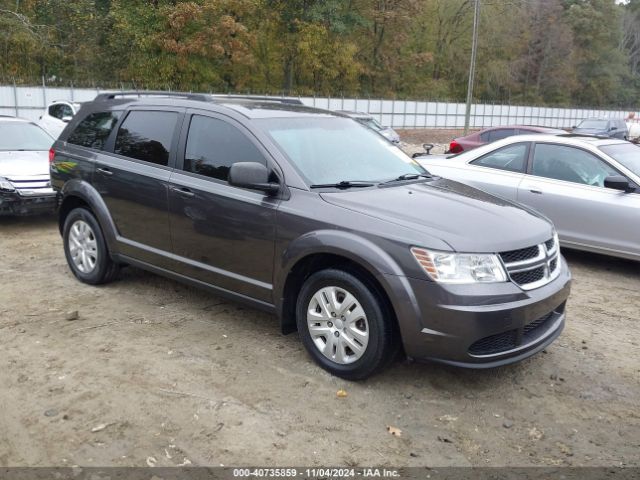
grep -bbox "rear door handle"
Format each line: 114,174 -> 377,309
530,189 -> 542,194
169,186 -> 195,198
96,167 -> 113,176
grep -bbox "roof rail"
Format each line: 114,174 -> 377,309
95,91 -> 211,102
210,94 -> 304,105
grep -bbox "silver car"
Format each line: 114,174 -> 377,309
337,110 -> 401,143
0,116 -> 56,215
417,134 -> 640,261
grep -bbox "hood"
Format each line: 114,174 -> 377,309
320,178 -> 553,253
0,150 -> 50,178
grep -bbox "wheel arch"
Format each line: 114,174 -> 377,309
275,230 -> 406,337
58,179 -> 119,255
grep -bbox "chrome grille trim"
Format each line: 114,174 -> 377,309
500,237 -> 560,290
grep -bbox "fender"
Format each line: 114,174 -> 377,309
59,179 -> 120,255
274,229 -> 423,332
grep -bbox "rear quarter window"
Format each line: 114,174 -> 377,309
67,111 -> 122,150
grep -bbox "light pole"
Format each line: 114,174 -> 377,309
464,0 -> 480,135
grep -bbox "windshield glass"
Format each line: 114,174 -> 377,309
359,118 -> 383,131
577,119 -> 608,130
0,122 -> 54,151
259,117 -> 425,185
599,143 -> 640,177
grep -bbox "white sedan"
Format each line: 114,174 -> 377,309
417,134 -> 640,261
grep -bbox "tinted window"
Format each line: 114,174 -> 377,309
184,115 -> 265,181
488,128 -> 516,142
531,144 -> 617,187
114,111 -> 178,166
67,111 -> 122,150
48,104 -> 62,119
472,143 -> 528,173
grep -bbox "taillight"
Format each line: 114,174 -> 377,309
49,147 -> 55,164
449,141 -> 463,154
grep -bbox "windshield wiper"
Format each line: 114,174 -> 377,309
379,173 -> 432,186
310,180 -> 376,189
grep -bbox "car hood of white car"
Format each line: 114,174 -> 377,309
0,150 -> 50,178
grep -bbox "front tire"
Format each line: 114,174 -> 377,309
296,269 -> 396,380
63,207 -> 118,285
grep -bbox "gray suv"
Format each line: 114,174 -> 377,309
50,92 -> 571,379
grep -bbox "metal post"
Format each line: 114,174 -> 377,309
13,78 -> 18,117
464,0 -> 480,134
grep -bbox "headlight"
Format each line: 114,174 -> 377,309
411,247 -> 507,284
0,177 -> 15,192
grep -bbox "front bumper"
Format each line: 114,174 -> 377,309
387,255 -> 572,368
0,190 -> 57,216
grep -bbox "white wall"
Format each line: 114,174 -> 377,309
1,85 -> 635,129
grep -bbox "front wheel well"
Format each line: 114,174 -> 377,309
58,195 -> 91,234
281,253 -> 399,339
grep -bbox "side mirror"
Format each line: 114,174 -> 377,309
610,126 -> 616,131
423,143 -> 434,155
604,175 -> 633,192
228,162 -> 280,195
61,116 -> 73,123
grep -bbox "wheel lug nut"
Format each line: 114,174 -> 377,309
327,321 -> 333,327
331,312 -> 336,317
334,331 -> 340,337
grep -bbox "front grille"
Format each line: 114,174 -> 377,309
469,309 -> 560,356
500,237 -> 560,290
511,266 -> 545,285
545,238 -> 555,251
523,311 -> 555,340
468,329 -> 518,355
6,175 -> 54,196
500,245 -> 540,264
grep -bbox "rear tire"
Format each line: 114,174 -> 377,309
63,207 -> 119,285
296,269 -> 396,380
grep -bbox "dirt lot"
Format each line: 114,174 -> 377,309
1,214 -> 639,469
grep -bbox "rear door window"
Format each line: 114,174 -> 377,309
114,111 -> 178,166
67,111 -> 122,150
183,115 -> 265,182
471,143 -> 529,173
488,128 -> 516,142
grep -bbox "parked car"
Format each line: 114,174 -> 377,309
572,118 -> 628,140
417,134 -> 640,261
51,92 -> 571,379
337,110 -> 400,143
448,125 -> 566,154
0,116 -> 56,215
38,100 -> 83,138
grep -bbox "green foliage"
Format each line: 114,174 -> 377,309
0,0 -> 638,107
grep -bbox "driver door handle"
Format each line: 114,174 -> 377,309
169,186 -> 195,198
530,189 -> 542,194
96,167 -> 113,176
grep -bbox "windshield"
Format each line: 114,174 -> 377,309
577,119 -> 608,130
259,117 -> 425,185
599,143 -> 640,177
0,122 -> 54,151
358,118 -> 383,131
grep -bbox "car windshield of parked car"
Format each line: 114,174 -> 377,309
359,117 -> 383,132
599,143 -> 640,177
260,117 -> 426,185
0,122 -> 54,151
577,119 -> 608,129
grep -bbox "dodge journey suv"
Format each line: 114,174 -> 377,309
50,92 -> 571,379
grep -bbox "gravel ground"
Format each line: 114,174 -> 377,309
0,211 -> 639,468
